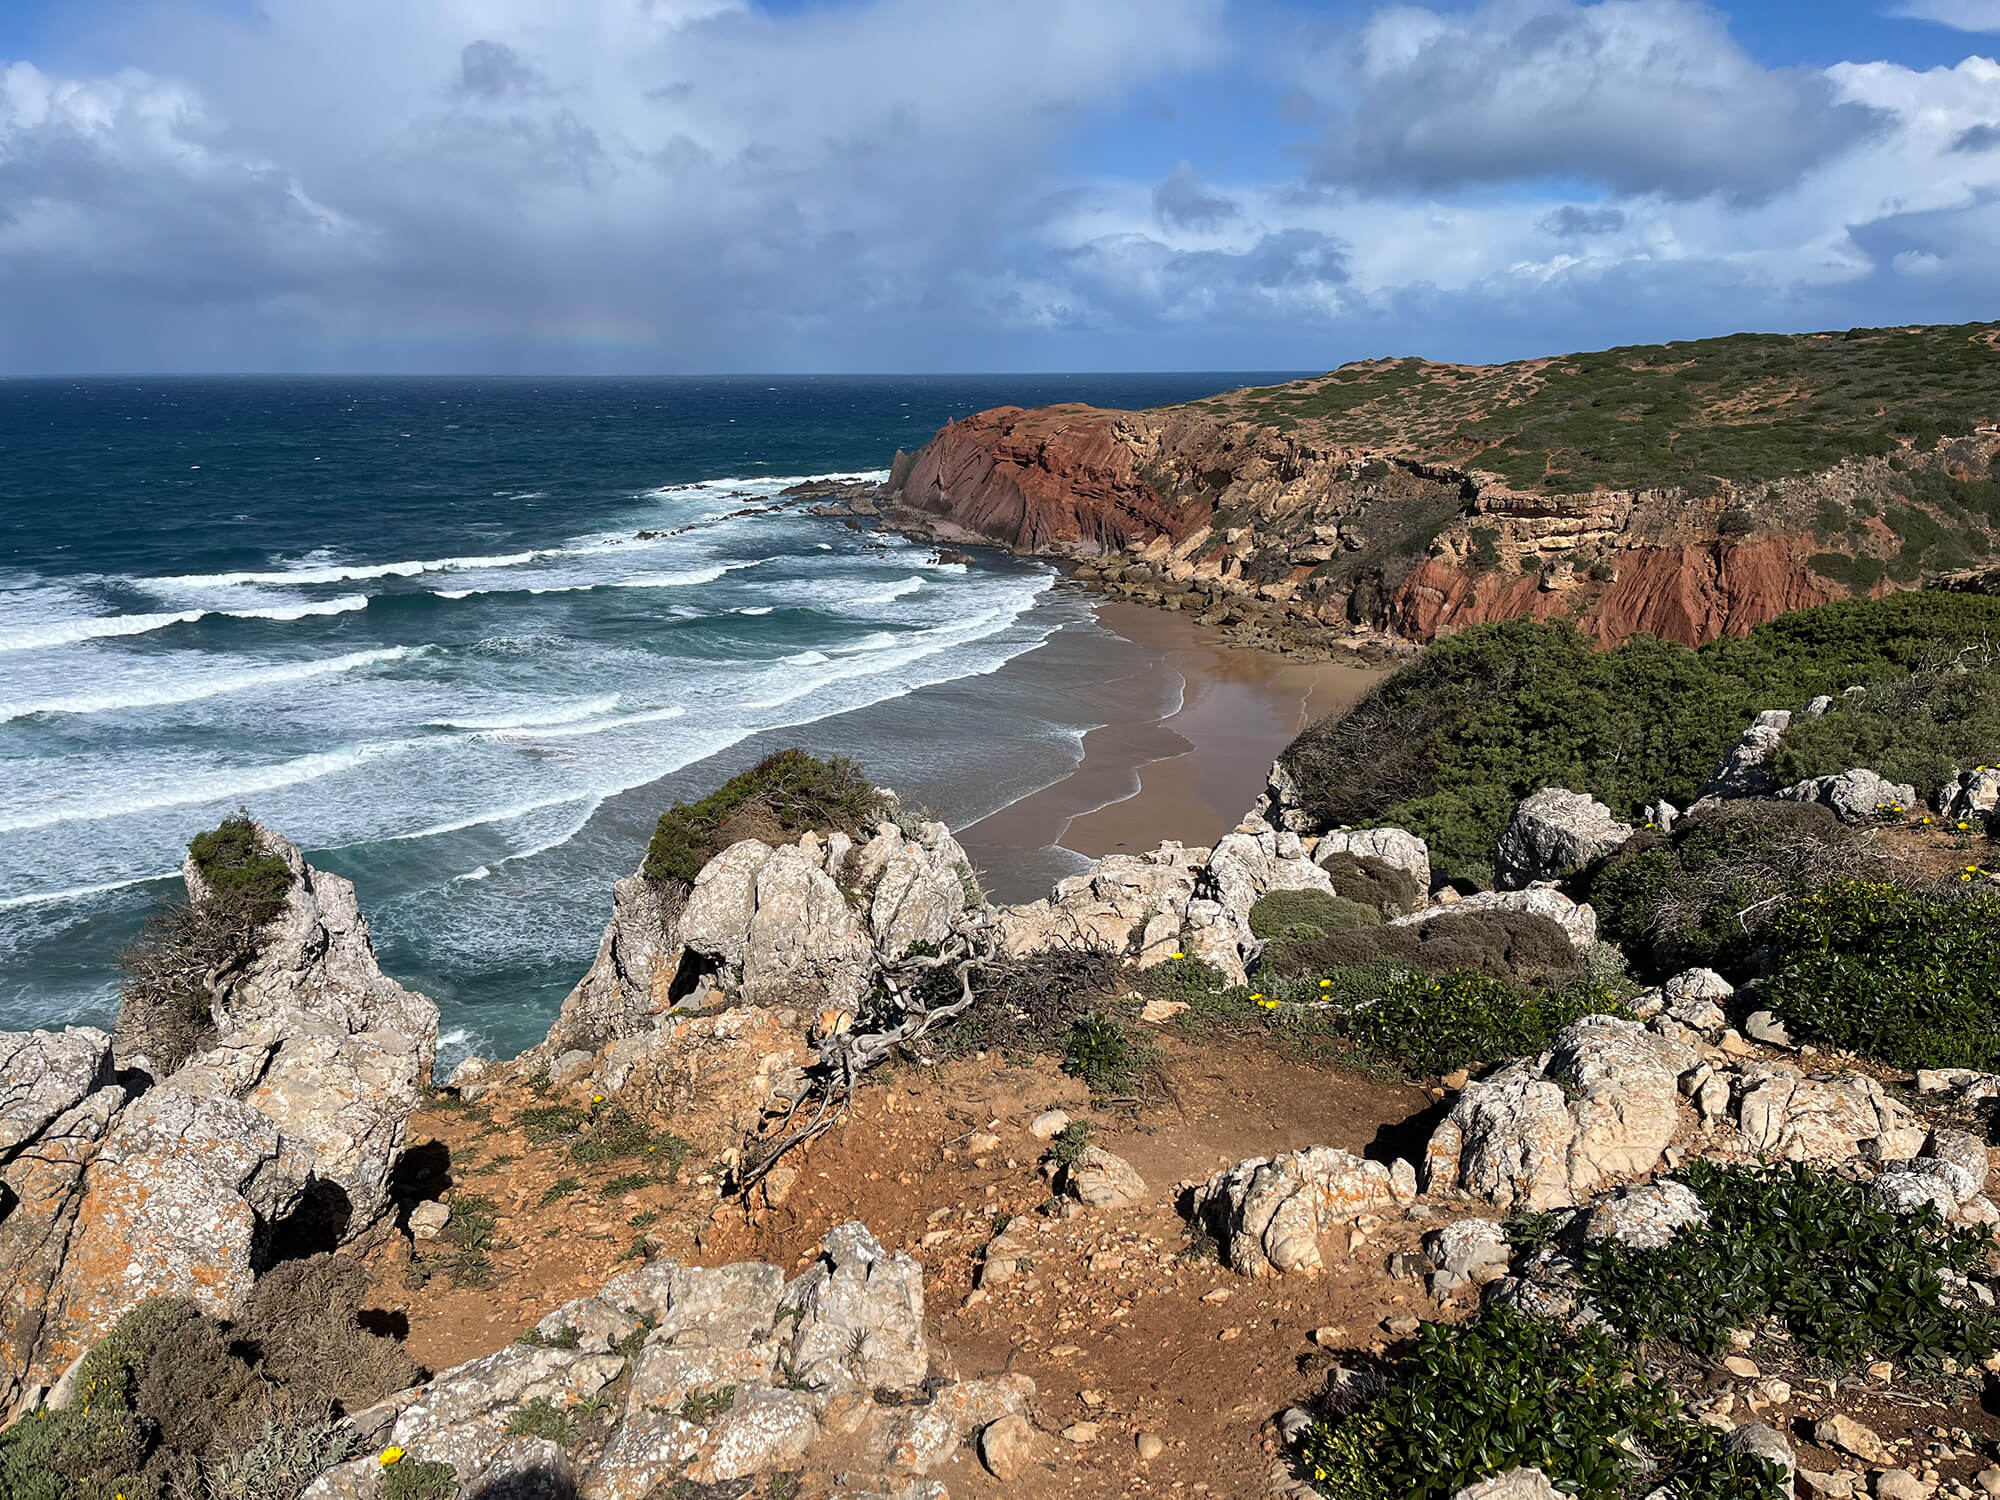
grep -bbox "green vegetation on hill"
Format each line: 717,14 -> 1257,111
1217,322 -> 2000,496
1298,1305 -> 1782,1500
1572,1158 -> 1999,1368
1764,879 -> 2000,1070
1282,592 -> 2000,882
642,748 -> 887,887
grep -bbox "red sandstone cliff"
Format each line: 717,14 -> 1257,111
881,402 -> 1961,651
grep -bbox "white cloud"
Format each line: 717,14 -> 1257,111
1887,1 -> 2000,32
1306,0 -> 1885,201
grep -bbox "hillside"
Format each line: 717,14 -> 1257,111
875,321 -> 2000,650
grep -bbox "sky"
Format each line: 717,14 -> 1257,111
2,0 -> 1999,373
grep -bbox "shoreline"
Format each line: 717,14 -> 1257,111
955,597 -> 1385,880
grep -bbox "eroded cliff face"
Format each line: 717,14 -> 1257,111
883,404 -> 1993,650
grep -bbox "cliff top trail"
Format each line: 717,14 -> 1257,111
874,320 -> 2000,652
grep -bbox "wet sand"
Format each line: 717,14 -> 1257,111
956,600 -> 1385,886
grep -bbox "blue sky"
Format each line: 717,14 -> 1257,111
2,0 -> 1999,373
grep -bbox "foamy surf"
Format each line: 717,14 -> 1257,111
0,595 -> 370,653
1,645 -> 413,721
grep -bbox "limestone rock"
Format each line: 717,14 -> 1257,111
1063,1146 -> 1148,1210
1391,885 -> 1597,951
189,826 -> 439,1079
779,1222 -> 928,1391
1702,709 -> 1793,799
1424,1062 -> 1579,1211
1452,1471 -> 1561,1500
1585,1181 -> 1708,1249
542,875 -> 684,1056
592,1005 -> 809,1154
994,845 -> 1204,961
1203,821 -> 1337,946
1727,1064 -> 1911,1166
1192,1146 -> 1399,1276
1728,1421 -> 1796,1497
1496,788 -> 1634,889
0,1028 -> 113,1160
1946,767 -> 2000,824
409,1200 -> 450,1241
868,822 -> 975,958
1775,769 -> 1918,825
1547,1017 -> 1697,1200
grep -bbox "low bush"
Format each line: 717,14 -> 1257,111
1762,878 -> 2000,1068
1340,969 -> 1620,1078
1771,654 -> 2000,805
1266,910 -> 1577,987
1246,888 -> 1378,944
382,1459 -> 458,1500
919,948 -> 1123,1061
1279,593 -> 2000,879
1587,801 -> 1888,977
642,749 -> 885,887
1316,852 -> 1422,917
1574,1160 -> 1999,1368
115,812 -> 299,1074
0,1273 -> 410,1500
1061,1012 -> 1161,1097
1298,1304 -> 1783,1500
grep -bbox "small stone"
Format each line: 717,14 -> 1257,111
980,1413 -> 1044,1480
1814,1415 -> 1891,1466
1875,1471 -> 1930,1500
1312,1327 -> 1346,1347
968,1131 -> 1003,1155
1140,999 -> 1188,1025
1030,1110 -> 1071,1141
1867,1360 -> 1896,1382
408,1199 -> 451,1241
1062,1421 -> 1100,1444
1089,1252 -> 1124,1273
1973,1469 -> 2000,1496
1723,1356 -> 1761,1378
1441,1069 -> 1470,1090
1384,1315 -> 1422,1337
1136,1431 -> 1166,1462
1201,1289 -> 1232,1303
1745,1010 -> 1793,1047
1799,1470 -> 1856,1499
1219,1326 -> 1242,1342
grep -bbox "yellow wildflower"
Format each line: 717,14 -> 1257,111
380,1446 -> 406,1466
1171,951 -> 1185,959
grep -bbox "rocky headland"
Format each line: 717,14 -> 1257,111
821,322 -> 2000,662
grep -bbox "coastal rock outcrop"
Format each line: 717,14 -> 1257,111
1775,767 -> 1919,823
1495,788 -> 1634,889
1191,1146 -> 1410,1277
0,825 -> 439,1413
305,1222 -> 1032,1499
1391,885 -> 1598,950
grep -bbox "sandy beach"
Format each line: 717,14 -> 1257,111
957,598 -> 1385,893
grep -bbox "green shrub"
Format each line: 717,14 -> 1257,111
1772,659 -> 2000,803
1298,1305 -> 1783,1500
382,1459 -> 458,1500
642,749 -> 885,886
1587,801 -> 1886,977
1266,910 -> 1577,987
1718,506 -> 1756,536
1340,969 -> 1620,1078
1246,888 -> 1378,944
919,948 -> 1123,1062
1317,852 -> 1423,916
1280,594 -> 2000,878
1763,878 -> 2000,1068
115,813 -> 299,1075
1575,1160 -> 1999,1368
1809,550 -> 1886,595
1061,1012 -> 1160,1097
503,1396 -> 574,1443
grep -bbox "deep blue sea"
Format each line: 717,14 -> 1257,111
0,375 -> 1299,1062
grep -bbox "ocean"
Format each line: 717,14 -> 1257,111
0,374 -> 1299,1063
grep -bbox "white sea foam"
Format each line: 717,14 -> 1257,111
0,871 -> 179,911
783,650 -> 830,665
835,631 -> 902,655
425,694 -> 621,732
152,551 -> 542,588
496,703 -> 688,740
0,595 -> 369,653
736,606 -> 774,616
0,741 -> 411,834
1,645 -> 412,721
854,576 -> 923,604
